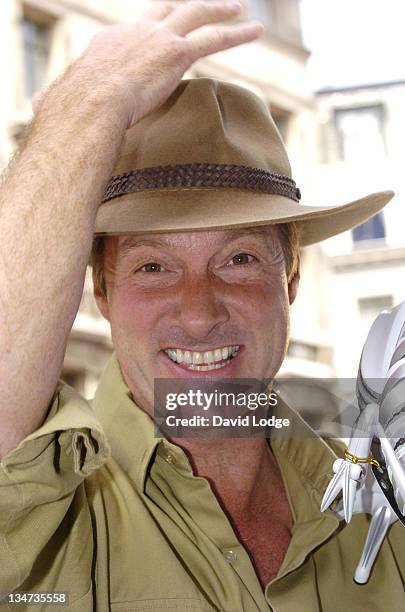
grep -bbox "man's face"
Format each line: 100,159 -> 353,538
94,226 -> 299,414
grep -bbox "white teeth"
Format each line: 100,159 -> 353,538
168,349 -> 177,362
189,363 -> 226,371
192,352 -> 202,365
203,351 -> 214,364
165,345 -> 240,369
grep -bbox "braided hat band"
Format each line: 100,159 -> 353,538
102,163 -> 301,204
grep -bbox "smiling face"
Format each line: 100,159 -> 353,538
93,226 -> 299,415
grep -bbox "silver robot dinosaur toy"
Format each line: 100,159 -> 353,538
320,300 -> 405,584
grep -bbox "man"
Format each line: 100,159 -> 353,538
0,2 -> 403,610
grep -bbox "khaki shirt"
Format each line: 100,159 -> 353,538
1,353 -> 404,611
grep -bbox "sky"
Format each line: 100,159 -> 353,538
299,0 -> 405,90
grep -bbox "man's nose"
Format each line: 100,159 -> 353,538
174,273 -> 229,340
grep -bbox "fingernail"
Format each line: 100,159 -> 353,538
227,1 -> 242,8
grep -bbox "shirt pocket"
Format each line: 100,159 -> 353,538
67,584 -> 94,612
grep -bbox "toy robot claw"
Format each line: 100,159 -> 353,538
321,300 -> 405,583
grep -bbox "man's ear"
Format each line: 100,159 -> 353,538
92,274 -> 111,322
288,264 -> 300,305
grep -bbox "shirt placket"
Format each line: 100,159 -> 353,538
150,443 -> 272,611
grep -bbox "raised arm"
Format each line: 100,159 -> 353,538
0,1 -> 263,457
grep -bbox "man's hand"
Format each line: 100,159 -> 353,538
39,1 -> 263,128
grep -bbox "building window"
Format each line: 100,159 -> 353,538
358,295 -> 393,325
335,105 -> 385,163
352,212 -> 386,244
21,9 -> 53,98
249,0 -> 273,29
334,105 -> 387,246
287,340 -> 318,362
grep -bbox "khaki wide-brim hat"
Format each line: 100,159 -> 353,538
95,78 -> 394,246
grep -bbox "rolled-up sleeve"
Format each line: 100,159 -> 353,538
0,382 -> 110,593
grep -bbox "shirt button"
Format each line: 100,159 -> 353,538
223,549 -> 237,563
165,453 -> 175,465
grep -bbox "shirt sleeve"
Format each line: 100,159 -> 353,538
0,381 -> 110,593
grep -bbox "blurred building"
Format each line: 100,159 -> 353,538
313,81 -> 405,377
2,0 -> 403,399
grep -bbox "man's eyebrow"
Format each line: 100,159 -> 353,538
118,236 -> 168,256
117,226 -> 277,257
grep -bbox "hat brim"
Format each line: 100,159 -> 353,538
94,189 -> 394,246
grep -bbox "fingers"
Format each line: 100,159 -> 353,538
142,1 -> 179,21
164,0 -> 242,36
187,20 -> 264,59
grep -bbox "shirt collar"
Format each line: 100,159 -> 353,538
91,352 -> 163,491
271,393 -> 340,508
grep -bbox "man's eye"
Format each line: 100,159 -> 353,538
229,253 -> 255,266
140,262 -> 162,273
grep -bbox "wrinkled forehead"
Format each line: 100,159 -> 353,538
105,225 -> 281,256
